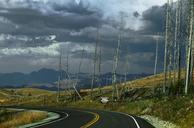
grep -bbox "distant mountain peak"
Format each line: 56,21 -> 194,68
0,68 -> 151,90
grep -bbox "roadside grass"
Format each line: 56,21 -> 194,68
177,111 -> 194,128
117,100 -> 155,115
8,88 -> 53,96
150,96 -> 194,128
2,87 -> 193,127
0,108 -> 6,115
1,91 -> 193,128
67,95 -> 194,128
0,110 -> 48,128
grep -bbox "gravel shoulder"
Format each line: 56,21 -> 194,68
141,115 -> 180,128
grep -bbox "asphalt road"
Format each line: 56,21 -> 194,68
28,108 -> 155,128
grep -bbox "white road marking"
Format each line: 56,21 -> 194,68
105,110 -> 140,128
115,112 -> 140,128
127,115 -> 141,128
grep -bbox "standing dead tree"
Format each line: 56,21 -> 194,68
112,12 -> 124,100
112,43 -> 120,100
167,0 -> 175,94
57,47 -> 62,102
63,50 -> 83,101
163,0 -> 194,95
74,49 -> 85,100
124,57 -> 129,87
163,0 -> 172,94
97,45 -> 102,94
177,0 -> 183,92
173,0 -> 181,84
154,33 -> 160,76
185,0 -> 194,94
90,28 -> 99,99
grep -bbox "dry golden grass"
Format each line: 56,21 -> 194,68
0,88 -> 55,106
9,88 -> 53,96
84,69 -> 188,92
0,111 -> 47,128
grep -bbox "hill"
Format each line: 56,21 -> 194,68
0,68 -> 59,86
0,87 -> 54,105
0,68 -> 151,89
0,71 -> 193,128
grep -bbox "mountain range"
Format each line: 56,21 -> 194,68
0,68 -> 151,90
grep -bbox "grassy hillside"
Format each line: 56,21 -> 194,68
66,95 -> 194,128
0,70 -> 193,128
9,88 -> 54,96
89,70 -> 187,92
0,88 -> 54,105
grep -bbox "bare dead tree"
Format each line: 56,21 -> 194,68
97,44 -> 102,93
57,47 -> 62,102
74,49 -> 85,100
163,0 -> 171,94
185,0 -> 194,94
167,0 -> 175,94
124,56 -> 129,86
154,33 -> 160,76
173,0 -> 181,84
112,12 -> 125,100
91,28 -> 99,99
177,0 -> 183,88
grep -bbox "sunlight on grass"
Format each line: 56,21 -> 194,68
0,110 -> 47,128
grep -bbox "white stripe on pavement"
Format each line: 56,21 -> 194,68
112,111 -> 140,128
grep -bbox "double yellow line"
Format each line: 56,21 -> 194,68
81,111 -> 100,128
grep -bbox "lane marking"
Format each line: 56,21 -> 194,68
76,109 -> 140,128
97,109 -> 141,128
114,111 -> 140,128
80,111 -> 100,128
128,115 -> 140,128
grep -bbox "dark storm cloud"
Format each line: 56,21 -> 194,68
0,2 -> 103,48
52,1 -> 95,15
71,50 -> 93,60
0,7 -> 102,32
0,0 -> 167,74
141,5 -> 165,33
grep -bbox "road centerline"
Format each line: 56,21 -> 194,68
80,111 -> 100,128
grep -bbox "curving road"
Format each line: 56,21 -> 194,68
27,108 -> 155,128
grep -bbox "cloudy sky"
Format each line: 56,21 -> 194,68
0,0 -> 168,74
